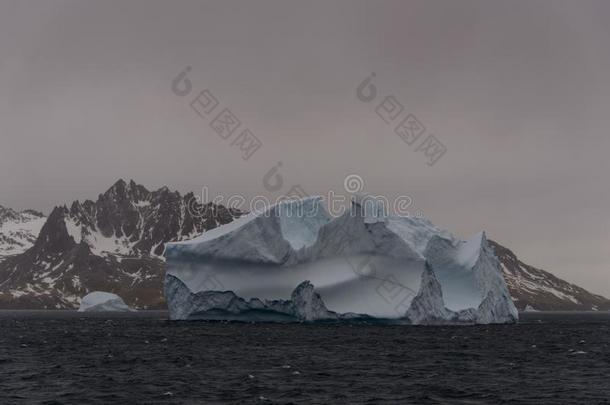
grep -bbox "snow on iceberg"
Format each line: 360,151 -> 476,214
163,196 -> 518,324
78,291 -> 134,312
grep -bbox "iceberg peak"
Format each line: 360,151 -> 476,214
455,231 -> 486,268
164,197 -> 517,324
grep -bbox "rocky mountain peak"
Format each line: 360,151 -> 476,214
0,180 -> 244,309
32,206 -> 75,255
0,205 -> 47,261
0,205 -> 19,224
489,240 -> 610,311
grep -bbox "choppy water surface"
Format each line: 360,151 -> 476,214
0,311 -> 609,404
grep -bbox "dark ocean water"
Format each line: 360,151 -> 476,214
0,311 -> 609,404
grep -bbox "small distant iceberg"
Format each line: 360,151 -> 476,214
78,291 -> 134,312
523,305 -> 539,312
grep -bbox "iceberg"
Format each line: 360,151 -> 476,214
163,196 -> 518,324
78,291 -> 134,312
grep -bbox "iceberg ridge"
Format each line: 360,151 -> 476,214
164,196 -> 518,324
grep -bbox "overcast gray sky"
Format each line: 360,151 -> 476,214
1,0 -> 609,295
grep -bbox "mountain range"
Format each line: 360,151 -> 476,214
0,206 -> 45,260
0,180 -> 241,309
0,180 -> 608,311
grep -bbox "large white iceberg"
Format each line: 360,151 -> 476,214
78,291 -> 134,312
164,196 -> 518,324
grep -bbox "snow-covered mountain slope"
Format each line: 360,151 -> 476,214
0,180 -> 242,309
1,181 -> 607,312
490,240 -> 610,311
164,196 -> 518,324
0,206 -> 46,260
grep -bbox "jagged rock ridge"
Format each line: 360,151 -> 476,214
490,240 -> 610,311
0,205 -> 46,260
0,180 -> 242,309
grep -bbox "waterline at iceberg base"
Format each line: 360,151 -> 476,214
163,197 -> 518,325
